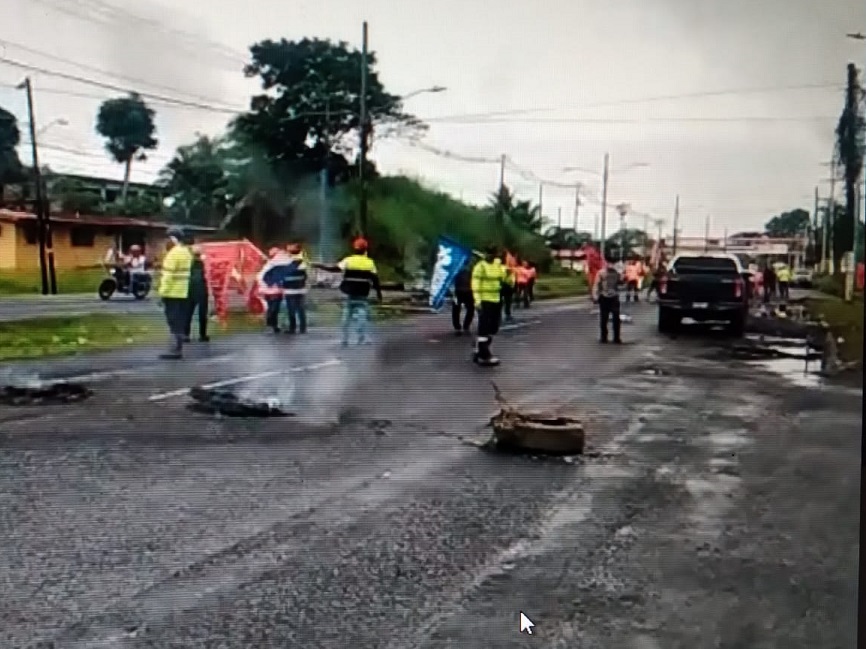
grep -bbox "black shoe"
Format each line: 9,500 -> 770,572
613,338 -> 623,344
455,330 -> 463,337
600,338 -> 609,344
183,336 -> 191,343
159,352 -> 183,360
199,336 -> 210,342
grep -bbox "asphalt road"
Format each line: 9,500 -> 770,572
0,298 -> 860,649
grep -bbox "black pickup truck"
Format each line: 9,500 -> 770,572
656,253 -> 751,336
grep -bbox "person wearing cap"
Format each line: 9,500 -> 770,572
471,245 -> 508,366
184,243 -> 210,343
314,236 -> 383,346
283,243 -> 309,335
591,250 -> 623,344
157,227 -> 194,359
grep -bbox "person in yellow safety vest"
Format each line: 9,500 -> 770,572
776,264 -> 791,301
314,237 -> 383,347
472,245 -> 508,366
158,227 -> 194,359
624,258 -> 642,303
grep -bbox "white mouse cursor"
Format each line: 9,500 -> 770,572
519,611 -> 535,635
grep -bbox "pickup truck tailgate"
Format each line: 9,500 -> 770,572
665,274 -> 741,302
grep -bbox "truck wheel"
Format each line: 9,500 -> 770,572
657,307 -> 679,334
726,311 -> 747,337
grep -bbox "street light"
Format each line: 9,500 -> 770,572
35,117 -> 68,137
400,86 -> 447,101
564,158 -> 650,257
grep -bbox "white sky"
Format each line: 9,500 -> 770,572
2,0 -> 864,236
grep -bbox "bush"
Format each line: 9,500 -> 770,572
814,273 -> 845,298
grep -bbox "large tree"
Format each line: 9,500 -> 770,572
0,105 -> 25,201
764,208 -> 810,237
233,37 -> 422,176
95,92 -> 158,202
158,134 -> 230,226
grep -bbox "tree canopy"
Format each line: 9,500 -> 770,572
95,93 -> 158,200
0,105 -> 25,190
764,208 -> 810,237
232,37 -> 422,175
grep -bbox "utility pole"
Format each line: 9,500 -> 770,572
723,227 -> 728,252
318,97 -> 332,263
557,207 -> 562,229
704,214 -> 711,252
20,77 -> 56,295
642,214 -> 649,257
599,153 -> 610,258
538,183 -> 543,221
842,62 -> 861,301
672,195 -> 680,256
358,21 -> 369,237
573,186 -> 581,232
499,154 -> 506,192
812,186 -> 820,269
829,157 -> 837,274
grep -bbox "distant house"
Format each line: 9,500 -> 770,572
0,209 -> 214,271
44,172 -> 165,210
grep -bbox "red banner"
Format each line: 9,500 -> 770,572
198,240 -> 267,325
857,262 -> 864,290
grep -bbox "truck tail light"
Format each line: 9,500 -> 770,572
734,278 -> 744,298
659,276 -> 668,295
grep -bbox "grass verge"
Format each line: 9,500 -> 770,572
0,268 -> 106,296
533,274 -> 588,300
804,295 -> 864,362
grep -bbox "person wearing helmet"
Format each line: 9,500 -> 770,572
314,236 -> 383,346
282,243 -> 309,335
158,227 -> 194,359
471,244 -> 508,366
591,249 -> 623,344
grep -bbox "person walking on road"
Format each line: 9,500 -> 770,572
499,253 -> 516,323
451,259 -> 475,336
158,227 -> 194,360
283,243 -> 309,335
258,247 -> 291,334
762,263 -> 777,305
515,260 -> 532,309
184,243 -> 210,343
624,257 -> 641,303
526,262 -> 537,305
471,245 -> 507,366
646,261 -> 666,301
314,237 -> 383,347
776,264 -> 791,301
592,252 -> 623,344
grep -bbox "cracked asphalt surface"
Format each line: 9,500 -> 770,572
1,297 -> 860,648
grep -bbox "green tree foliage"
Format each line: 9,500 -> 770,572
49,177 -> 103,215
158,134 -> 230,226
233,37 -> 422,176
0,105 -> 25,199
764,208 -> 810,237
544,227 -> 593,251
95,93 -> 158,202
606,227 -> 649,257
813,201 -> 858,268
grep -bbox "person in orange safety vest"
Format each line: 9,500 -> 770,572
624,258 -> 642,303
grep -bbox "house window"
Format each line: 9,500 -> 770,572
105,189 -> 118,203
22,222 -> 39,245
70,226 -> 96,247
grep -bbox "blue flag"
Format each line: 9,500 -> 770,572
429,236 -> 472,311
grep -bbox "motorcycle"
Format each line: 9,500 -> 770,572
98,261 -> 152,300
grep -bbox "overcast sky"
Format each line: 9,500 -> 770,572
2,0 -> 864,236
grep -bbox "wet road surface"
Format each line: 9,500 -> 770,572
1,298 -> 860,648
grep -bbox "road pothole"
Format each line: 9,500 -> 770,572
0,381 -> 92,406
187,387 -> 296,417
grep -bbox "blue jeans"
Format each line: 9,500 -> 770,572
342,298 -> 371,345
284,294 -> 307,333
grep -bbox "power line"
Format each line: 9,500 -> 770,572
0,57 -> 246,114
29,0 -> 247,69
422,82 -> 845,122
0,38 -> 242,107
431,115 -> 839,125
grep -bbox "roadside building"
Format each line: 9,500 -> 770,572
0,209 -> 215,270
